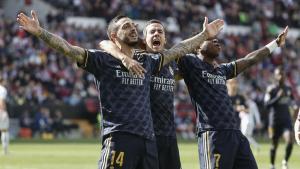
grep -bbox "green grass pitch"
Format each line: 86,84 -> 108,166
0,141 -> 299,169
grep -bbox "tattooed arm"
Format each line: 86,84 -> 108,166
17,10 -> 85,64
162,17 -> 224,65
235,27 -> 288,75
37,28 -> 85,64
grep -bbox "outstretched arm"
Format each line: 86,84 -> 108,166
17,10 -> 86,64
99,17 -> 223,74
235,26 -> 288,75
162,17 -> 224,65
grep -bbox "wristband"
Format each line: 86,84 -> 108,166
265,40 -> 278,53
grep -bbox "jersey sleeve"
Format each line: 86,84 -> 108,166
176,54 -> 196,74
220,61 -> 237,79
77,49 -> 106,75
149,53 -> 164,74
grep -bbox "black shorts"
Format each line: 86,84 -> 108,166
198,130 -> 257,169
98,132 -> 159,169
156,135 -> 181,169
271,122 -> 293,140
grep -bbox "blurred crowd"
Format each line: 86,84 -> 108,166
1,0 -> 300,139
45,0 -> 300,28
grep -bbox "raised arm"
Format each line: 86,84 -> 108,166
235,27 -> 288,75
17,10 -> 86,64
162,17 -> 224,65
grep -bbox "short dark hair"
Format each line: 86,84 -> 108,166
143,19 -> 165,36
107,15 -> 127,40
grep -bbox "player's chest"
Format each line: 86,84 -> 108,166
103,61 -> 151,87
199,68 -> 227,86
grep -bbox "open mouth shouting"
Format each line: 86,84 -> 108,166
151,37 -> 162,51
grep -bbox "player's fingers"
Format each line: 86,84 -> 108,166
17,18 -> 25,26
31,10 -> 39,22
18,16 -> 27,24
135,64 -> 146,77
217,20 -> 224,29
19,13 -> 31,22
136,66 -> 145,77
131,66 -> 141,76
203,16 -> 208,27
284,26 -> 288,36
137,64 -> 146,73
284,26 -> 288,33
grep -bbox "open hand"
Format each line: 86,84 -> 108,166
121,57 -> 146,77
276,26 -> 288,47
202,17 -> 224,39
17,10 -> 41,36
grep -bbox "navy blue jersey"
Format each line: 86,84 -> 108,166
177,54 -> 239,134
265,84 -> 294,125
230,94 -> 247,126
79,49 -> 163,140
150,61 -> 177,137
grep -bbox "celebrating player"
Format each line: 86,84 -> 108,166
100,19 -> 182,169
17,10 -> 223,169
100,15 -> 288,168
175,27 -> 288,169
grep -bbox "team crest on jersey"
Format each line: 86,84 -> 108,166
169,65 -> 174,76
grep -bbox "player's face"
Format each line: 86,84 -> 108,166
200,39 -> 221,58
274,68 -> 285,83
116,18 -> 139,46
144,23 -> 166,52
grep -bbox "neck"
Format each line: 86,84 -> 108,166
202,55 -> 215,65
115,40 -> 134,58
228,90 -> 237,96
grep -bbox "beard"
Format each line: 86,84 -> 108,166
119,35 -> 138,47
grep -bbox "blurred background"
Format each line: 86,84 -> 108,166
1,0 -> 300,168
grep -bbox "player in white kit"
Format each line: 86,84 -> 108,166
242,96 -> 262,151
0,77 -> 9,155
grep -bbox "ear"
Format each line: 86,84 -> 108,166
110,32 -> 117,42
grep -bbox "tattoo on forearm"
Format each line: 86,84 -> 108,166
38,29 -> 84,62
163,31 -> 208,65
244,47 -> 270,66
236,47 -> 270,74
